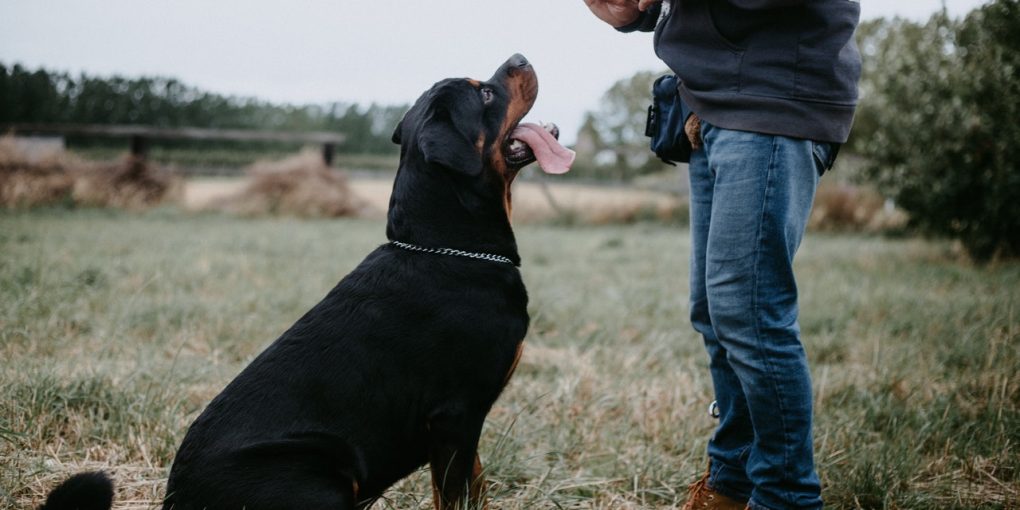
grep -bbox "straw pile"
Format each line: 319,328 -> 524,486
216,149 -> 367,218
0,136 -> 180,209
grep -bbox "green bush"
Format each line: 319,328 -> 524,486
853,0 -> 1020,261
573,71 -> 675,181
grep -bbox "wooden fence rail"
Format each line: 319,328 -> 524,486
0,123 -> 346,165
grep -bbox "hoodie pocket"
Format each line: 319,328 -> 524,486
707,4 -> 746,54
794,1 -> 861,102
660,4 -> 744,93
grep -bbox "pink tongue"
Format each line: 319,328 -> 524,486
511,123 -> 575,174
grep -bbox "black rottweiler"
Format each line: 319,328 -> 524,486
40,54 -> 572,510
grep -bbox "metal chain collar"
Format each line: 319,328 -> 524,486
389,240 -> 518,267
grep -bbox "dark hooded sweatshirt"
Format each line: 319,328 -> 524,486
620,0 -> 861,144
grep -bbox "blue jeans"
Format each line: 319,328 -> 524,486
688,121 -> 832,509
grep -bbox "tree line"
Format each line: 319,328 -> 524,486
0,63 -> 405,155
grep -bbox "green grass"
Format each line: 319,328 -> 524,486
1,209 -> 1018,509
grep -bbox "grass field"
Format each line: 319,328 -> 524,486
1,209 -> 1018,509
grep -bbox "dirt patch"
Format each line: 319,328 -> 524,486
509,181 -> 682,224
186,173 -> 682,224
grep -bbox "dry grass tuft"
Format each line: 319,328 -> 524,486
19,460 -> 164,510
215,149 -> 369,218
0,136 -> 180,209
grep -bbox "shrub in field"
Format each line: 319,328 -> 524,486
809,181 -> 907,232
217,149 -> 367,218
853,0 -> 1020,260
0,136 -> 180,209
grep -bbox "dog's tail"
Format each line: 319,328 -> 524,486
39,471 -> 114,510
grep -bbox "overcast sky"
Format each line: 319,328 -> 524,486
0,0 -> 988,144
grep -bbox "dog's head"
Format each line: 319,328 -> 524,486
391,54 -> 570,219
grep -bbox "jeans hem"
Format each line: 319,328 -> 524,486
708,460 -> 753,503
706,479 -> 751,505
747,497 -> 822,510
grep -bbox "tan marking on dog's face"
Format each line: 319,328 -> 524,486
503,188 -> 513,222
489,69 -> 537,223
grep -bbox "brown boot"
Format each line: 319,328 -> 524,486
681,467 -> 747,510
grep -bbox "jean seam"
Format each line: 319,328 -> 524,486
751,136 -> 795,505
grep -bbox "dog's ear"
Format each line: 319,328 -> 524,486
418,85 -> 484,176
419,111 -> 482,176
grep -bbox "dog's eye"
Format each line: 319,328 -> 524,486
480,88 -> 495,105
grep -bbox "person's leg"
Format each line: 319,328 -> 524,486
688,146 -> 755,502
699,120 -> 826,510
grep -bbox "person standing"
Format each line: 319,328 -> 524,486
583,1 -> 861,509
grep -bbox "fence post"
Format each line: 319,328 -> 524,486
130,135 -> 148,160
322,142 -> 335,167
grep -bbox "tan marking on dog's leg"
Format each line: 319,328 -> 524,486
503,342 -> 524,386
432,478 -> 442,510
469,453 -> 488,509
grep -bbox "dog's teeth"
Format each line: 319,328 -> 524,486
508,139 -> 527,151
543,122 -> 560,140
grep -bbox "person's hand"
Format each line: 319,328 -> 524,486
637,0 -> 662,11
583,0 -> 642,28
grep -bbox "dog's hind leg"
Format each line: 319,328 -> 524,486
170,474 -> 358,510
165,445 -> 361,510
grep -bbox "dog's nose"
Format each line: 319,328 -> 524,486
495,53 -> 534,81
508,53 -> 530,69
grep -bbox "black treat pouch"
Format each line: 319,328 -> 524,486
646,74 -> 694,165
